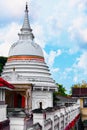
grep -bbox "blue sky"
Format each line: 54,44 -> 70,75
0,0 -> 87,93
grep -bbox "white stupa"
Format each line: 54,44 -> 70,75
2,3 -> 57,110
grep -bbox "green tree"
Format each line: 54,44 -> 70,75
57,83 -> 67,96
53,83 -> 67,106
0,56 -> 7,75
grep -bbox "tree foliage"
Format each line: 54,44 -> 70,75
69,81 -> 87,95
0,56 -> 7,75
57,83 -> 67,96
72,81 -> 87,88
53,83 -> 67,106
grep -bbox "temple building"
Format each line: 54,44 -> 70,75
0,77 -> 14,130
0,3 -> 83,130
1,3 -> 57,111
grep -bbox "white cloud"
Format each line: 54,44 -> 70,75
69,0 -> 82,8
68,17 -> 84,40
43,49 -> 61,75
0,0 -> 26,18
0,23 -> 20,56
68,15 -> 87,50
51,68 -> 60,73
68,47 -> 79,54
73,76 -> 78,83
79,29 -> 87,43
43,49 -> 60,81
46,16 -> 63,37
47,50 -> 62,67
76,52 -> 87,71
69,51 -> 87,84
69,0 -> 87,13
0,0 -> 87,50
32,23 -> 46,48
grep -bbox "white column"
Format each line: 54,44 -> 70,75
0,105 -> 7,121
25,95 -> 27,109
0,89 -> 2,101
2,90 -> 5,101
25,88 -> 32,111
25,89 -> 30,110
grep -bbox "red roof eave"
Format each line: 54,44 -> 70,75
0,77 -> 14,90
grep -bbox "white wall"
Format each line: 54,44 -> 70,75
0,105 -> 7,122
10,117 -> 25,130
32,91 -> 53,110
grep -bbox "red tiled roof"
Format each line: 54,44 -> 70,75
0,77 -> 14,90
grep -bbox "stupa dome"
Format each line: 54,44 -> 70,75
8,40 -> 44,58
8,3 -> 44,61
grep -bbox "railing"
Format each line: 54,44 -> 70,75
44,118 -> 52,130
28,104 -> 80,130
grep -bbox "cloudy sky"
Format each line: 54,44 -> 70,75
0,0 -> 87,93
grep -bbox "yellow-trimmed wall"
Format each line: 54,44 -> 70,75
80,98 -> 87,121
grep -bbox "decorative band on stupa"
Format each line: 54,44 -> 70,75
8,55 -> 44,62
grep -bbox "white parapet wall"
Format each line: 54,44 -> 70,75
10,117 -> 25,130
29,104 -> 80,130
33,113 -> 45,130
0,104 -> 7,122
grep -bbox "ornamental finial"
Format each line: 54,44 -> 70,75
18,2 -> 34,40
26,2 -> 28,12
21,2 -> 30,30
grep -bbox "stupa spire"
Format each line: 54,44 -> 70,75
19,2 -> 34,40
22,2 -> 31,30
26,2 -> 28,11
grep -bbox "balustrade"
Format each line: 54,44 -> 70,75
28,104 -> 80,130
